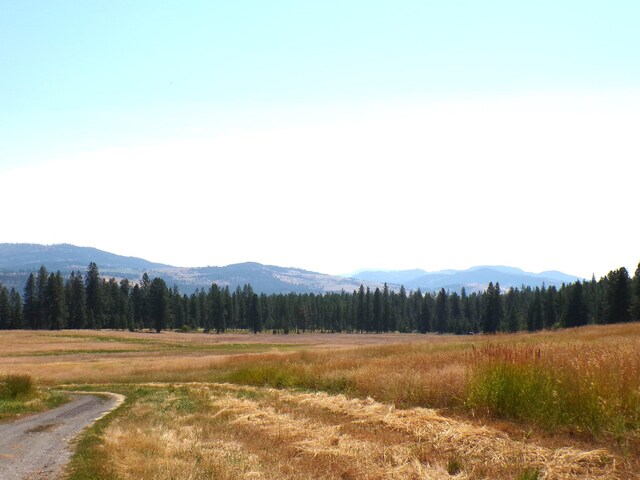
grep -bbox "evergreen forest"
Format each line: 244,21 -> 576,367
1,262 -> 639,334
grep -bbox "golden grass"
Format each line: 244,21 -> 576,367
87,383 -> 619,479
4,324 -> 640,478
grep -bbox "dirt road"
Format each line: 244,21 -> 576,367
0,393 -> 124,480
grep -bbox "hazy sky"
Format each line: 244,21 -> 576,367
1,1 -> 639,279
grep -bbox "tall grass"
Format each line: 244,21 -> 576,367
466,343 -> 640,434
0,373 -> 34,399
0,373 -> 68,420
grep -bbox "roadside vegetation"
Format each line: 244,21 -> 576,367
0,373 -> 67,420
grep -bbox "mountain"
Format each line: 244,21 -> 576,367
0,244 -> 376,294
351,265 -> 581,293
0,243 -> 171,273
0,244 -> 581,295
346,269 -> 429,285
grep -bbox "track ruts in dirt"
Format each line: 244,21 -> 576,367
0,393 -> 123,480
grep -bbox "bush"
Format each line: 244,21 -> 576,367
0,374 -> 35,400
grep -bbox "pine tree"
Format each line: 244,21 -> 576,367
482,282 -> 502,333
543,285 -> 557,328
434,289 -> 449,333
563,281 -> 587,327
369,288 -> 380,333
631,262 -> 640,320
67,272 -> 87,329
382,283 -> 392,331
210,284 -> 226,333
149,277 -> 169,333
420,292 -> 433,333
9,288 -> 23,329
35,266 -> 49,329
0,286 -> 10,329
23,273 -> 38,329
504,287 -> 520,332
86,262 -> 102,328
248,292 -> 261,333
449,292 -> 463,334
604,267 -> 631,323
120,279 -> 133,331
45,272 -> 66,329
356,285 -> 366,332
526,287 -> 543,331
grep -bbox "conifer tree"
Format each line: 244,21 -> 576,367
482,282 -> 502,333
543,285 -> 558,328
23,273 -> 38,329
149,277 -> 169,333
420,292 -> 433,333
9,288 -> 23,329
434,288 -> 449,333
35,266 -> 49,329
504,287 -> 520,332
248,292 -> 261,333
604,267 -> 631,323
209,283 -> 225,333
631,262 -> 640,320
372,287 -> 383,333
67,272 -> 87,329
526,287 -> 543,331
45,272 -> 66,329
0,286 -> 10,329
563,281 -> 587,327
86,262 -> 102,328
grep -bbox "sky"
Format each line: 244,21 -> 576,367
1,0 -> 639,279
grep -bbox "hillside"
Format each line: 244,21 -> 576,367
0,243 -> 580,294
0,244 -> 376,294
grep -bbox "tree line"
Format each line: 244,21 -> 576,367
0,262 -> 639,333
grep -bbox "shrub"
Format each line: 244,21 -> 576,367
0,374 -> 35,400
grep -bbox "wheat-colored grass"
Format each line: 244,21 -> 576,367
92,383 -> 619,479
3,324 -> 640,478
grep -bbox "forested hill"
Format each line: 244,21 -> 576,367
0,244 -> 377,294
1,243 -> 579,295
0,243 -> 171,273
0,260 -> 638,334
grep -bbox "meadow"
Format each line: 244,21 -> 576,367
1,324 -> 639,479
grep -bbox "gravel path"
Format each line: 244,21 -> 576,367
0,393 -> 124,480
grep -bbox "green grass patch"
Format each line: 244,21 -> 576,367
517,467 -> 541,480
220,363 -> 353,394
466,362 -> 615,433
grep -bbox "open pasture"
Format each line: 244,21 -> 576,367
2,324 -> 640,479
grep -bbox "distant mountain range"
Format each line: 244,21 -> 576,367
0,244 -> 377,294
0,243 -> 581,294
348,266 -> 580,293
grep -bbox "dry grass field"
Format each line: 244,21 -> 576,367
2,324 -> 640,479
